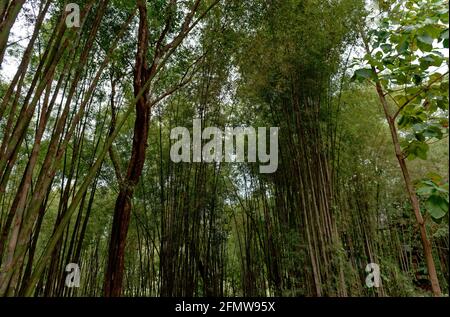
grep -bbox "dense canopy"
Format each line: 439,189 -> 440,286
0,0 -> 448,297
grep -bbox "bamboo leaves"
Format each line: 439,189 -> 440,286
0,0 -> 447,298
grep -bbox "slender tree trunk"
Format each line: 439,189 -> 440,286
0,0 -> 25,67
358,28 -> 442,296
374,79 -> 442,296
104,0 -> 150,297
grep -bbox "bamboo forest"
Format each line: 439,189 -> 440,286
0,0 -> 448,298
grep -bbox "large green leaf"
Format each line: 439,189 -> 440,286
405,140 -> 429,160
417,33 -> 434,45
351,68 -> 375,82
425,195 -> 449,220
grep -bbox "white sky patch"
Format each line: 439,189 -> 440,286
0,1 -> 37,81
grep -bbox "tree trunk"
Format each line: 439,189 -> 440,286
374,80 -> 442,296
0,0 -> 25,67
103,0 -> 150,297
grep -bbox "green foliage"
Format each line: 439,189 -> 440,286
353,0 -> 449,164
416,173 -> 449,220
352,0 -> 449,227
0,0 -> 447,298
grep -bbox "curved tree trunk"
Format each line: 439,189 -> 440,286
104,0 -> 150,297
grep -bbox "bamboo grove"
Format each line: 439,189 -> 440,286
0,0 -> 448,297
